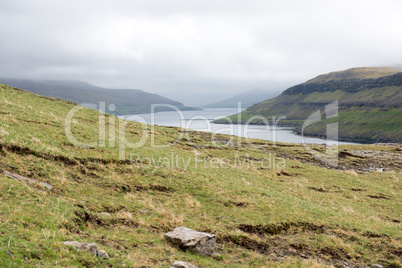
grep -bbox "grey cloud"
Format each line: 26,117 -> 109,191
0,0 -> 401,105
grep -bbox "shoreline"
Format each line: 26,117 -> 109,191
212,121 -> 401,145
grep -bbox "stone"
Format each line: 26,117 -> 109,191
62,241 -> 98,256
371,264 -> 383,268
97,250 -> 110,259
99,212 -> 111,217
165,227 -> 216,256
171,261 -> 197,268
4,170 -> 53,190
283,248 -> 298,256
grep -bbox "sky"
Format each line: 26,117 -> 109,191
0,0 -> 402,106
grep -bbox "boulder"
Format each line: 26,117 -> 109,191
171,261 -> 197,268
165,227 -> 216,256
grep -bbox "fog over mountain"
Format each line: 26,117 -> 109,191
1,0 -> 402,105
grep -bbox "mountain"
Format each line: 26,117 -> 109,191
1,83 -> 401,267
203,89 -> 278,108
215,67 -> 402,143
0,78 -> 198,115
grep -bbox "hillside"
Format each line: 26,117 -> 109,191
0,78 -> 198,115
0,84 -> 401,267
215,67 -> 402,143
204,89 -> 278,108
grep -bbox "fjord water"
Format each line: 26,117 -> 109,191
122,108 -> 358,145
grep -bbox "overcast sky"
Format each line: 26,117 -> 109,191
1,0 -> 402,105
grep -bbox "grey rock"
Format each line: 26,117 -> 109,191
4,170 -> 53,190
62,241 -> 109,258
171,261 -> 197,268
99,212 -> 111,217
165,227 -> 216,256
97,250 -> 110,259
62,241 -> 98,256
371,264 -> 383,268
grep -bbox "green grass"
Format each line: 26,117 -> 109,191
0,84 -> 401,267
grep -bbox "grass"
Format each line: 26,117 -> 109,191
0,84 -> 401,267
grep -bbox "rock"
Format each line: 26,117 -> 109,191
371,264 -> 383,268
171,261 -> 197,268
62,241 -> 98,256
140,209 -> 149,214
99,212 -> 111,217
62,241 -> 109,258
165,227 -> 216,256
97,250 -> 110,259
3,170 -> 53,190
283,248 -> 298,256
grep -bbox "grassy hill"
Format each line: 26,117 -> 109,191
215,67 -> 402,143
0,84 -> 401,267
0,78 -> 198,115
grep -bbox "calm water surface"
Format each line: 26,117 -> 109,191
121,108 -> 358,145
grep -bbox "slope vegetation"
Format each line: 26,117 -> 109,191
216,67 -> 402,143
0,84 -> 401,267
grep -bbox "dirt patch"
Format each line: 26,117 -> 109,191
74,211 -> 108,226
361,231 -> 390,239
224,201 -> 249,208
238,221 -> 328,236
351,188 -> 367,192
0,143 -> 79,166
368,194 -> 391,200
74,210 -> 139,228
308,186 -> 329,193
319,246 -> 352,260
218,235 -> 270,254
275,169 -> 293,176
132,184 -> 173,193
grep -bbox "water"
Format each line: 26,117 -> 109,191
121,108 -> 359,145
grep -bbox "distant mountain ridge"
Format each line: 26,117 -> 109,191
215,67 -> 402,143
0,78 -> 197,115
204,89 -> 278,108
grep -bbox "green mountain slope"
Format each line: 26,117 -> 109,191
216,67 -> 402,143
0,78 -> 197,115
204,89 -> 278,108
0,84 -> 401,267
